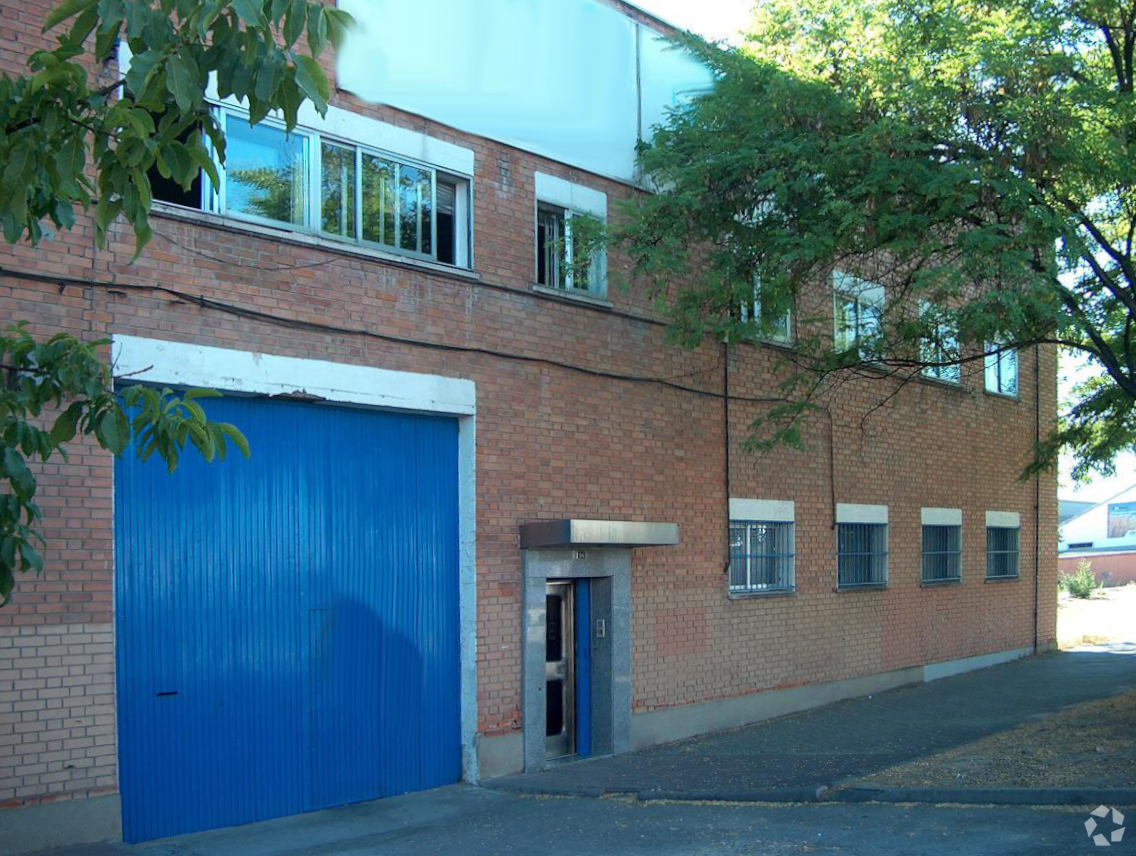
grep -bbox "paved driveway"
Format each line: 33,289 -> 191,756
488,646 -> 1136,799
25,646 -> 1136,856
31,787 -> 1123,856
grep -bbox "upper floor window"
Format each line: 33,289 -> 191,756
741,279 -> 792,345
985,342 -> 1019,396
833,272 -> 883,359
535,203 -> 605,296
533,172 -> 607,298
152,107 -> 472,268
920,302 -> 961,384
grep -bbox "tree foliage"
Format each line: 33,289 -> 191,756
0,0 -> 353,604
1,323 -> 249,604
616,0 -> 1136,477
0,0 -> 351,252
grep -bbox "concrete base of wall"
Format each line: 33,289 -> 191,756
475,731 -> 524,781
630,646 -> 1034,753
1,794 -> 121,856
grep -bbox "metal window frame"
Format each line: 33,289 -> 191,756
919,302 -> 961,384
984,343 -> 1020,397
836,521 -> 889,588
212,109 -> 312,231
728,519 -> 796,594
201,105 -> 471,269
534,202 -> 607,297
834,289 -> 883,359
986,525 -> 1021,578
921,523 -> 962,582
741,277 -> 793,345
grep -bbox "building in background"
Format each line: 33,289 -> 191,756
0,0 -> 1058,851
1059,485 -> 1136,585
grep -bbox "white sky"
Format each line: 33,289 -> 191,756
632,0 -> 752,42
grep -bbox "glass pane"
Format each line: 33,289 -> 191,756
419,171 -> 432,255
437,179 -> 456,265
835,297 -> 856,350
985,349 -> 999,391
859,302 -> 882,355
225,121 -> 307,226
537,207 -> 566,288
362,154 -> 396,247
1003,350 -> 1019,395
729,525 -> 747,589
546,680 -> 564,736
398,164 -> 430,253
545,594 -> 562,662
321,142 -> 355,238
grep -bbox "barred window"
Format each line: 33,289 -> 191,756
729,521 -> 795,593
986,526 -> 1020,578
922,524 -> 962,582
837,523 -> 888,587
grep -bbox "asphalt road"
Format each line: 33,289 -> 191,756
34,785 -> 1127,856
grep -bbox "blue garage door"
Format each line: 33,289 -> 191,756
115,396 -> 461,843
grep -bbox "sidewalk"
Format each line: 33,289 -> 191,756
486,644 -> 1136,803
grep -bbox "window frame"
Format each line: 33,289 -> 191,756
921,524 -> 962,583
186,105 -> 473,269
836,521 -> 889,589
729,519 -> 796,595
833,272 -> 884,359
919,302 -> 961,384
740,278 -> 793,346
984,342 -> 1020,398
534,202 -> 607,297
986,525 -> 1021,579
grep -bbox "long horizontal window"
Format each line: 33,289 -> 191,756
152,108 -> 472,268
729,520 -> 795,593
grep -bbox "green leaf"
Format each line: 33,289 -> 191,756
97,408 -> 130,455
19,541 -> 43,575
232,0 -> 266,26
291,53 -> 329,113
165,53 -> 198,113
42,0 -> 98,32
283,0 -> 305,47
49,403 -> 81,445
219,423 -> 251,459
307,3 -> 327,56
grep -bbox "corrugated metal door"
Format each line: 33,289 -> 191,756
115,396 -> 461,843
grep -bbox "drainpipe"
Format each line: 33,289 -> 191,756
1033,345 -> 1041,651
723,342 -> 732,576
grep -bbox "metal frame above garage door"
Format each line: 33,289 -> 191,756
110,336 -> 479,817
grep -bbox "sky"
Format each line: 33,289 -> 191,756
632,0 -> 752,43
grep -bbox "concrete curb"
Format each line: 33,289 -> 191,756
482,780 -> 1136,808
637,786 -> 829,804
826,787 -> 1136,806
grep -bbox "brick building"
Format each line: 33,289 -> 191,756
0,0 -> 1058,849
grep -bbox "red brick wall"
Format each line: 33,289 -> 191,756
0,0 -> 1058,807
1059,553 -> 1136,586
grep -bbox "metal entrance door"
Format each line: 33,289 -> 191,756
114,395 -> 461,842
545,581 -> 575,758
